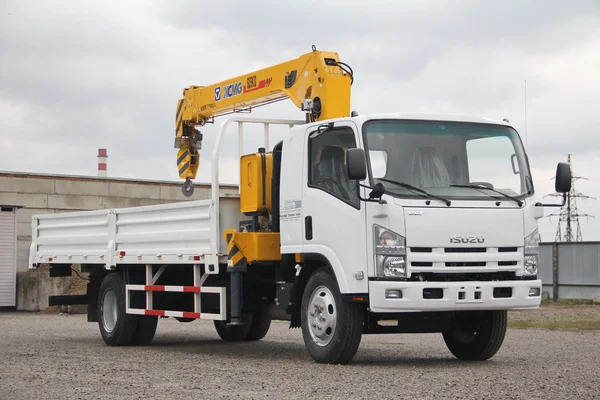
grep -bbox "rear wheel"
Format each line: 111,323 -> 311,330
214,304 -> 272,341
214,313 -> 253,341
98,272 -> 140,346
130,315 -> 158,345
246,304 -> 272,341
300,268 -> 364,364
442,310 -> 507,360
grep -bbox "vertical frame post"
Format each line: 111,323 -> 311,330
146,264 -> 153,310
194,264 -> 201,314
264,123 -> 270,150
238,121 -> 244,195
552,243 -> 559,302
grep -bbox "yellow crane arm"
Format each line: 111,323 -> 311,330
174,46 -> 353,195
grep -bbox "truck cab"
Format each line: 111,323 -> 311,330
274,112 -> 570,362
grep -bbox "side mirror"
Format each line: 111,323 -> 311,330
555,162 -> 572,193
346,148 -> 367,180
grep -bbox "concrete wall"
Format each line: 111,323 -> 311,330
0,172 -> 239,310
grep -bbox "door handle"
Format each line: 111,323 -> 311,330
305,216 -> 313,240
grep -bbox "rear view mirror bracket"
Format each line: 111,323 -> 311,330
535,162 -> 571,207
359,183 -> 387,204
535,192 -> 566,208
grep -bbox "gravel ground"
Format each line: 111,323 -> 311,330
1,311 -> 599,400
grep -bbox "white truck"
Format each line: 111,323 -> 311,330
29,49 -> 572,364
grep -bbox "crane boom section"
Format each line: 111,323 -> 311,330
174,49 -> 352,190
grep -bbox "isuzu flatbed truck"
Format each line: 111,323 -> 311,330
29,46 -> 572,364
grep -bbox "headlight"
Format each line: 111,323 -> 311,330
524,229 -> 540,276
379,230 -> 402,247
381,256 -> 406,277
374,225 -> 406,277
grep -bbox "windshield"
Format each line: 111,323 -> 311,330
362,119 -> 533,201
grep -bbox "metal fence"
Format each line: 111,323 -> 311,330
539,242 -> 600,300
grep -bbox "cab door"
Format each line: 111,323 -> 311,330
301,120 -> 368,294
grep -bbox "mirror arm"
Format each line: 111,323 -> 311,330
359,194 -> 387,204
535,193 -> 567,207
359,183 -> 387,204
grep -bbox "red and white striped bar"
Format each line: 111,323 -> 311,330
125,284 -> 226,321
127,309 -> 203,319
126,284 -> 223,294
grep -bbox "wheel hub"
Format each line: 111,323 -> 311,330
101,288 -> 118,333
307,286 -> 337,346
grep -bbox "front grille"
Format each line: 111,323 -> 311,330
445,261 -> 486,267
411,247 -> 432,253
408,271 -> 518,282
411,262 -> 433,267
444,247 -> 486,253
407,246 -> 523,275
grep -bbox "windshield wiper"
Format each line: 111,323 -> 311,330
450,184 -> 523,207
377,178 -> 451,206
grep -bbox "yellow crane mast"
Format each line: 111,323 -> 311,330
174,45 -> 353,195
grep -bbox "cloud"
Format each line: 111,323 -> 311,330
0,0 -> 599,239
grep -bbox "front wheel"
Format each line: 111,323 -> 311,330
300,268 -> 364,364
442,310 -> 507,361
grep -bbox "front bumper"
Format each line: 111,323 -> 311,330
369,279 -> 542,313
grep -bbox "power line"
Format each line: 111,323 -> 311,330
546,154 -> 595,242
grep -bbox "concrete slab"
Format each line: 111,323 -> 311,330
17,222 -> 32,237
109,182 -> 161,199
101,196 -> 167,209
16,269 -> 70,311
16,208 -> 55,221
16,243 -> 30,272
0,193 -> 48,208
159,185 -> 211,201
47,194 -> 103,210
0,176 -> 55,194
54,180 -> 109,197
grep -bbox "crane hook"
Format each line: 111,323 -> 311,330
182,178 -> 195,197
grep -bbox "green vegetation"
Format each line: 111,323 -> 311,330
508,299 -> 600,330
541,298 -> 597,306
508,320 -> 600,330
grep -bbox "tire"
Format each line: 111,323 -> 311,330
442,310 -> 507,361
97,272 -> 140,346
214,304 -> 272,341
214,313 -> 253,341
300,267 -> 364,364
130,315 -> 158,346
246,304 -> 272,341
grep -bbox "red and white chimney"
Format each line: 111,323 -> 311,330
97,148 -> 107,177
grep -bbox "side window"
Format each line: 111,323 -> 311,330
308,127 -> 360,207
369,150 -> 388,179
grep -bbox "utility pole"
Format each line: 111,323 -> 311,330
546,154 -> 594,242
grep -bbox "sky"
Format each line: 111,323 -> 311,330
1,0 -> 599,241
